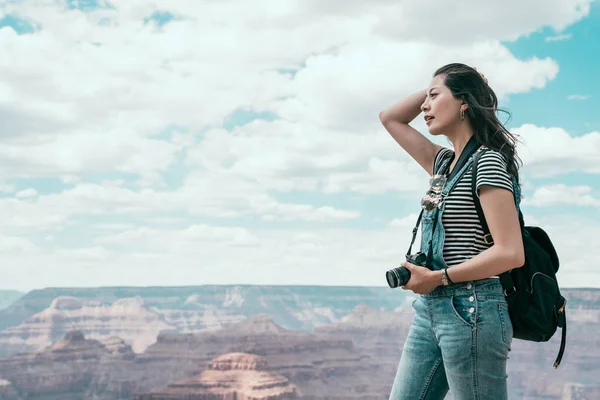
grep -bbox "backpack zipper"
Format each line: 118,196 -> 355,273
558,298 -> 567,314
530,272 -> 557,295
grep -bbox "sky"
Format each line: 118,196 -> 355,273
0,0 -> 599,291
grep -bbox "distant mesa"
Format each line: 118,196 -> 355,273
50,330 -> 99,350
48,330 -> 109,358
43,330 -> 134,361
113,296 -> 146,306
49,296 -> 84,310
316,303 -> 413,332
154,314 -> 295,345
183,294 -> 203,306
100,336 -> 136,358
64,330 -> 85,342
0,379 -> 19,398
226,314 -> 290,335
134,352 -> 297,400
0,296 -> 170,356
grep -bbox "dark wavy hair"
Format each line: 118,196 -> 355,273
434,63 -> 522,185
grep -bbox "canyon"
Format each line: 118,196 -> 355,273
0,285 -> 597,399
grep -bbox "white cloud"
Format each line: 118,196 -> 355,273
61,175 -> 82,184
546,34 -> 573,42
273,41 -> 559,131
0,235 -> 37,253
15,188 -> 37,198
523,184 -> 598,207
536,215 -> 600,288
91,223 -> 137,232
0,131 -> 182,183
0,0 -> 597,290
0,177 -> 361,231
0,0 -> 573,192
0,183 -> 15,193
180,171 -> 361,221
389,213 -> 421,229
187,121 -> 429,195
0,211 -> 597,290
94,225 -> 261,250
515,124 -> 600,177
567,94 -> 589,100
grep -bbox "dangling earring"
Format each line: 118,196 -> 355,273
460,108 -> 465,121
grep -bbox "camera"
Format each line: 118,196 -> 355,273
386,252 -> 428,288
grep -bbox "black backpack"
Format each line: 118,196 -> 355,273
472,149 -> 567,368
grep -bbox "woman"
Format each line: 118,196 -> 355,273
379,63 -> 524,400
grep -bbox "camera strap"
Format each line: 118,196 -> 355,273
406,210 -> 423,257
406,135 -> 482,263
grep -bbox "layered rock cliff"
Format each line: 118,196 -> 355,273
0,330 -> 135,400
0,291 -> 23,311
134,353 -> 297,400
0,285 -> 408,333
136,314 -> 381,398
0,314 -> 386,399
0,286 -> 598,399
0,379 -> 21,400
0,296 -> 172,357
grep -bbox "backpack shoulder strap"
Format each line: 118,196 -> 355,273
471,149 -> 516,294
471,149 -> 492,245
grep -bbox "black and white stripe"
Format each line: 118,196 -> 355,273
433,147 -> 514,266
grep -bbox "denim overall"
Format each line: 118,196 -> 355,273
389,150 -> 517,400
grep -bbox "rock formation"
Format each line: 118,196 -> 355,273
136,314 -> 379,398
0,287 -> 599,399
0,331 -> 134,400
0,379 -> 21,400
46,330 -> 109,361
0,296 -> 171,356
134,353 -> 296,399
100,336 -> 136,359
0,285 -> 407,333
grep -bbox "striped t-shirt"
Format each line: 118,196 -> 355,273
433,147 -> 514,266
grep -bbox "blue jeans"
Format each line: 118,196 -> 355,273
389,279 -> 513,400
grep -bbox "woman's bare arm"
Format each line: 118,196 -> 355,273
379,89 -> 442,176
443,186 -> 524,283
401,186 -> 524,294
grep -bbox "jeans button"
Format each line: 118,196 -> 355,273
468,307 -> 475,313
469,296 -> 474,302
466,283 -> 472,289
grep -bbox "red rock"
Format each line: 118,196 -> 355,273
134,353 -> 296,400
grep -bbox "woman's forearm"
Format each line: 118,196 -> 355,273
379,89 -> 427,124
436,245 -> 523,284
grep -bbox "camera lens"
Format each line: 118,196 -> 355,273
386,266 -> 411,288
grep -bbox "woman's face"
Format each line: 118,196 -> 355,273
421,74 -> 464,135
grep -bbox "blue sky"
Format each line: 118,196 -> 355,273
0,1 -> 598,291
501,5 -> 600,220
503,2 -> 600,134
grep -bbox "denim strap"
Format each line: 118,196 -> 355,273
424,139 -> 482,265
